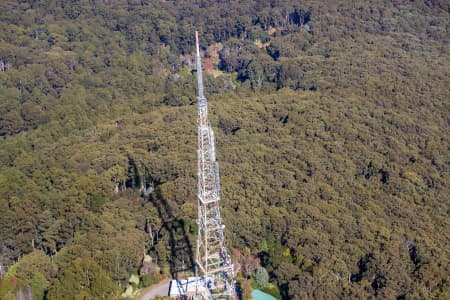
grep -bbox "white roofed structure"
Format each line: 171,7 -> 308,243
169,277 -> 211,299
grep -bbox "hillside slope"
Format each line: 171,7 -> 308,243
0,1 -> 448,299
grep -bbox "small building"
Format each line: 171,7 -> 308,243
252,289 -> 277,300
169,277 -> 210,299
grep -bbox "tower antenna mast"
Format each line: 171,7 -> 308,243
195,31 -> 235,299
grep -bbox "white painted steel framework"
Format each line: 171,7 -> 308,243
194,31 -> 235,299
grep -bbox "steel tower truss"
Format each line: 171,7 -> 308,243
194,31 -> 235,299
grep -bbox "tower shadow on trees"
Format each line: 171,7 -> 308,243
150,186 -> 195,278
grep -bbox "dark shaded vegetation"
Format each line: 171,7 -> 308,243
0,0 -> 449,299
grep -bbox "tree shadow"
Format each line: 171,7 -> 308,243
151,186 -> 195,278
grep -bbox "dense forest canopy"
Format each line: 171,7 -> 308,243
0,0 -> 449,299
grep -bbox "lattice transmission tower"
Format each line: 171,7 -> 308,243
194,31 -> 235,299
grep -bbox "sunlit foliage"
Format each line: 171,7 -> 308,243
0,0 -> 448,299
